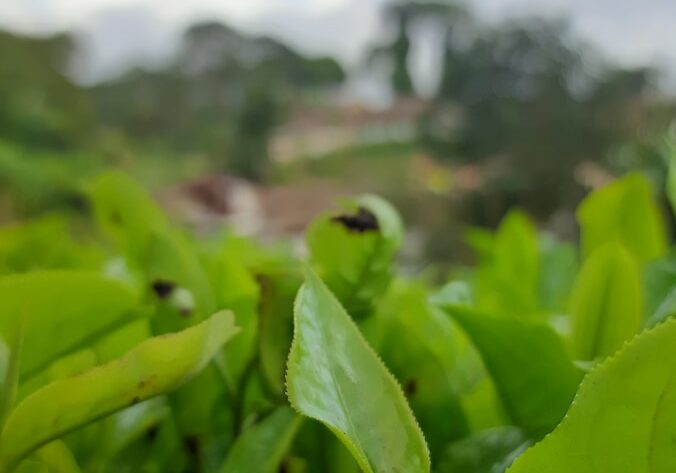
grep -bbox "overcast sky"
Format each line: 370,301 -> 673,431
2,0 -> 675,86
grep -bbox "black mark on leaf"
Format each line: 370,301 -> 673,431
151,280 -> 176,299
332,207 -> 379,233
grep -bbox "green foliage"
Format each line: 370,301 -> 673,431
472,210 -> 540,318
0,312 -> 239,472
0,272 -> 138,379
508,317 -> 676,473
436,427 -> 528,473
440,307 -> 581,438
569,242 -> 643,360
577,173 -> 667,263
0,171 -> 674,472
219,407 -> 301,473
364,282 -> 469,459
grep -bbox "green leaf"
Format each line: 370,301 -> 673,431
286,268 -> 430,473
367,282 -> 469,459
100,397 -> 169,460
643,256 -> 676,327
442,307 -> 581,438
0,271 -> 138,379
537,234 -> 578,314
0,311 -> 239,471
473,210 -> 540,318
0,217 -> 103,275
220,407 -> 302,473
307,195 -> 403,319
507,318 -> 676,473
577,173 -> 667,263
88,171 -> 168,262
648,286 -> 676,327
493,211 -> 539,296
258,270 -> 302,396
569,242 -> 643,360
26,442 -> 80,473
90,171 -> 216,315
207,251 -> 260,388
436,427 -> 528,473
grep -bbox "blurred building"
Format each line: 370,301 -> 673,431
270,97 -> 429,162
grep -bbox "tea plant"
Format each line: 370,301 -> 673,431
0,170 -> 674,472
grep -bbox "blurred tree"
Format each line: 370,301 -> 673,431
0,31 -> 93,150
423,16 -> 663,219
229,84 -> 280,181
91,20 -> 345,180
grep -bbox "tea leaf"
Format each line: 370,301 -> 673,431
307,195 -> 402,319
220,407 -> 302,473
0,271 -> 138,379
286,268 -> 430,473
569,242 -> 643,360
577,173 -> 666,263
0,311 -> 239,471
508,318 -> 676,473
436,427 -> 528,473
442,307 -> 581,437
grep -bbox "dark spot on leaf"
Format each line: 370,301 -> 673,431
180,307 -> 193,318
138,374 -> 158,391
332,207 -> 379,233
278,459 -> 289,473
151,280 -> 176,299
145,425 -> 159,442
404,378 -> 417,397
183,435 -> 201,457
130,396 -> 141,406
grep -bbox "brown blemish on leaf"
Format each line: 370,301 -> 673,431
180,307 -> 193,318
138,374 -> 159,392
151,280 -> 176,299
332,207 -> 379,233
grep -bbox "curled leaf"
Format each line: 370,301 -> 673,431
307,195 -> 403,319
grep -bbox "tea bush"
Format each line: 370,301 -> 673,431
0,171 -> 674,472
